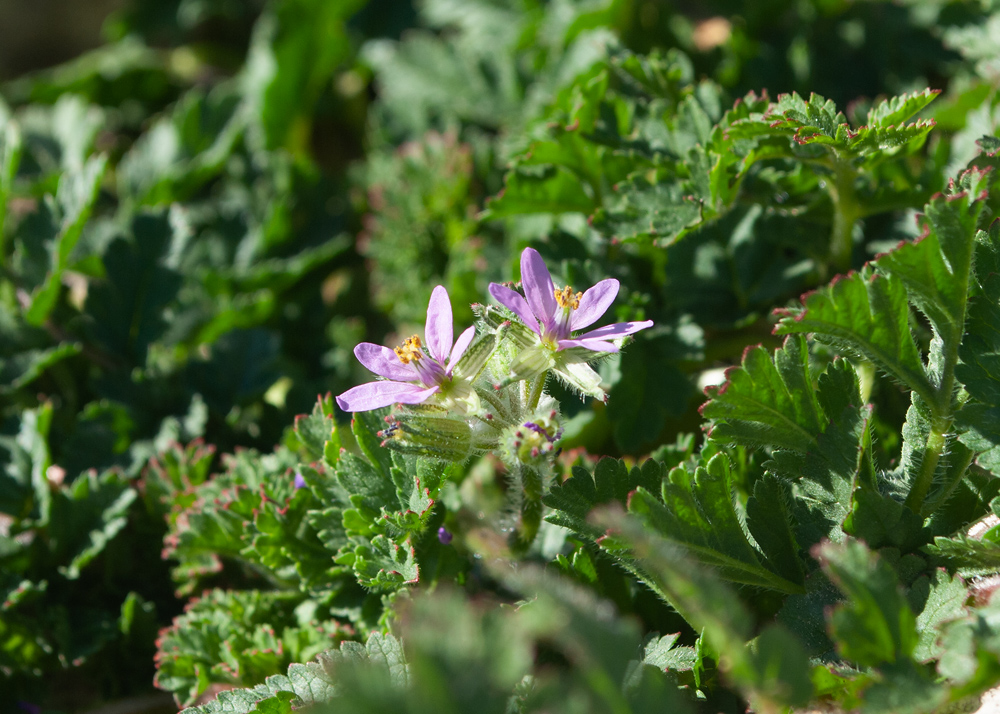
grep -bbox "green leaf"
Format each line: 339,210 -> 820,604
842,483 -> 926,553
924,533 -> 1000,575
176,631 -> 403,714
876,168 -> 990,344
289,394 -> 339,466
244,0 -> 365,153
628,453 -> 804,592
727,90 -> 936,165
544,457 -> 664,542
866,89 -> 941,129
84,211 -> 184,366
0,120 -> 23,242
909,570 -> 969,661
956,221 -> 1000,463
484,165 -> 600,218
593,509 -> 813,709
157,589 -> 347,707
745,475 -> 807,586
937,594 -> 1000,693
49,470 -> 137,579
0,342 -> 82,394
775,269 -> 934,404
593,171 -> 703,244
338,534 -> 419,591
642,633 -> 697,673
701,336 -> 827,454
702,338 -> 873,548
818,539 -> 918,667
25,154 -> 108,325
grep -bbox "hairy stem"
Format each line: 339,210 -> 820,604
526,371 -> 547,412
509,465 -> 544,555
904,420 -> 949,513
478,386 -> 512,424
826,158 -> 861,278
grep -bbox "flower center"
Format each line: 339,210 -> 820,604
394,335 -> 424,364
554,286 -> 582,310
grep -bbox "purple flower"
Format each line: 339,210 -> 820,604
336,286 -> 481,413
488,248 -> 652,353
437,526 -> 453,545
487,248 -> 652,398
293,471 -> 307,489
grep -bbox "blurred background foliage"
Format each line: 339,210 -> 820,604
0,0 -> 998,710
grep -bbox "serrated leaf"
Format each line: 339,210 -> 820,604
775,269 -> 934,405
727,90 -> 936,164
867,89 -> 941,129
544,457 -> 664,541
642,633 -> 697,672
340,534 -> 419,591
158,589 -> 346,707
484,165 -> 600,218
956,221 -> 1000,464
628,453 -> 804,592
909,570 -> 968,661
877,169 -> 990,345
925,534 -> 1000,576
290,395 -> 338,465
25,154 -> 108,325
50,470 -> 137,580
702,336 -> 827,454
746,475 -> 807,586
592,509 -> 812,709
818,539 -> 918,667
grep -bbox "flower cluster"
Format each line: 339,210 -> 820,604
335,248 -> 652,464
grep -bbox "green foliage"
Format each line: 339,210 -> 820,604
5,0 -> 1000,712
155,589 -> 349,706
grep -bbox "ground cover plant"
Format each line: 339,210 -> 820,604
2,0 -> 1000,712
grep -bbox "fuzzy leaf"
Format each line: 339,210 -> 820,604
628,454 -> 804,592
338,534 -> 419,591
818,539 -> 918,667
877,168 -> 991,343
775,269 -> 934,404
701,336 -> 826,454
177,632 -> 404,714
25,154 -> 108,325
909,570 -> 969,661
594,510 -> 813,708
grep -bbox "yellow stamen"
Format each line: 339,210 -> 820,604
554,286 -> 582,310
394,335 -> 424,364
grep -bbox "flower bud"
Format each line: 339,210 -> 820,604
501,410 -> 563,467
378,411 -> 473,462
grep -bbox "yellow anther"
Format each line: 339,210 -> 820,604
394,335 -> 424,364
554,285 -> 582,310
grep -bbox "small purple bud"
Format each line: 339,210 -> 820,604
17,704 -> 41,714
437,527 -> 453,545
293,472 -> 307,489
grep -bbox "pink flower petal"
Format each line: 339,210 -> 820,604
558,338 -> 620,353
354,343 -> 418,381
335,381 -> 439,412
576,320 -> 653,341
521,248 -> 557,327
571,279 -> 619,331
448,325 -> 476,373
489,283 -> 540,335
425,285 -> 453,362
